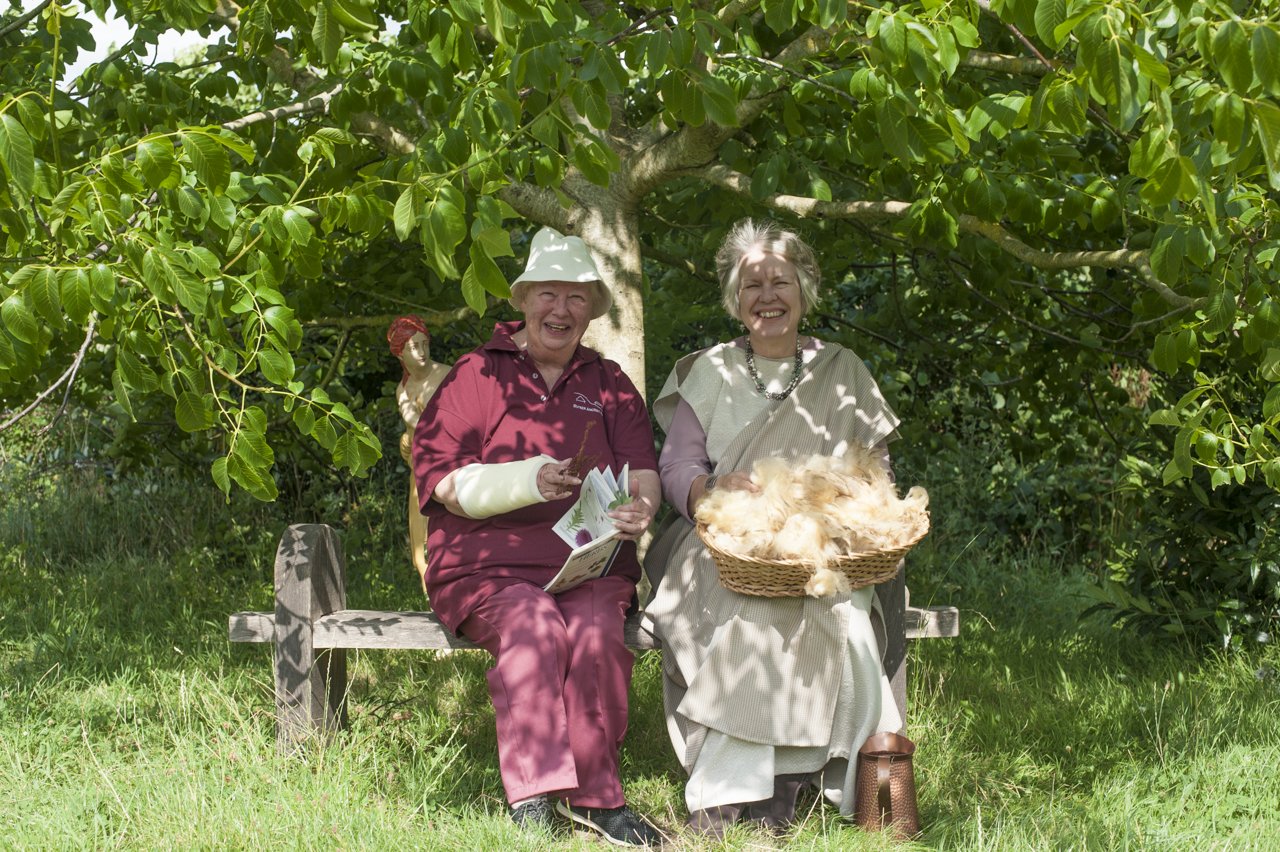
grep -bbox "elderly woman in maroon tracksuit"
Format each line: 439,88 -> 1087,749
412,228 -> 662,847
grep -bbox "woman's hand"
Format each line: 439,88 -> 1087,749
708,470 -> 758,493
608,478 -> 657,541
689,468 -> 758,516
536,459 -> 582,501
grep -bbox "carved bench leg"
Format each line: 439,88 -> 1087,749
273,523 -> 349,752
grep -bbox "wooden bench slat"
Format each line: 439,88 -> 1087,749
229,604 -> 958,651
231,524 -> 960,749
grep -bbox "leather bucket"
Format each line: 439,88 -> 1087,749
854,731 -> 921,839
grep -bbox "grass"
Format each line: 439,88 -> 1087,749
3,466 -> 1280,850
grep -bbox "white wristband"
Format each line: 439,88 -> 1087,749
452,454 -> 556,519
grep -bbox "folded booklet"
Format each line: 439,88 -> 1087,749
543,464 -> 630,594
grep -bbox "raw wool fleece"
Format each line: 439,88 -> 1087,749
695,446 -> 929,597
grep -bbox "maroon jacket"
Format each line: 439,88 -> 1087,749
412,321 -> 657,632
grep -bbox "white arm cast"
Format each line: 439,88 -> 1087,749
452,454 -> 556,519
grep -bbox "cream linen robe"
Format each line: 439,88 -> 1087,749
643,339 -> 903,814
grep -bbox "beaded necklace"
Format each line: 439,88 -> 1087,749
744,338 -> 804,400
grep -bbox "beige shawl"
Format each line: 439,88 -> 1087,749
644,340 -> 898,760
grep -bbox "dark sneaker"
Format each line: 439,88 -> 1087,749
510,796 -> 556,832
556,802 -> 663,847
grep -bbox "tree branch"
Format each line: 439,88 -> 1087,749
209,0 -> 415,154
0,0 -> 52,40
317,328 -> 353,391
644,245 -> 713,281
961,50 -> 1056,76
496,182 -> 572,231
718,52 -> 859,108
0,313 -> 97,432
687,163 -> 1204,310
223,83 -> 344,132
302,305 -> 481,330
816,310 -> 905,351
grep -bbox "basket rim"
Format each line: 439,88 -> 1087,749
695,519 -> 927,570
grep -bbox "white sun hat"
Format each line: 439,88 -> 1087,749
509,227 -> 613,319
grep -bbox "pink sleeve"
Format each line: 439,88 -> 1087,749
658,397 -> 711,522
604,362 -> 659,471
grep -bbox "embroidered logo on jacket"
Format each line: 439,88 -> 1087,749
572,392 -> 604,415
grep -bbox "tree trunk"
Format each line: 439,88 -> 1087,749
573,196 -> 648,398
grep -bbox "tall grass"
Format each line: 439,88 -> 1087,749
3,460 -> 1279,849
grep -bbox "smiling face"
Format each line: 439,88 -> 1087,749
516,280 -> 596,368
736,249 -> 803,354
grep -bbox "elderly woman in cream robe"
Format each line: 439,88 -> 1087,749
644,219 -> 904,837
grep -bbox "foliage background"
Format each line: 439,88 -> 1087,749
2,2 -> 1279,645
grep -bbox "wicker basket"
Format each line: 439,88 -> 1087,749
696,521 -> 927,597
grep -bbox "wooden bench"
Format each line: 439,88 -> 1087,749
229,524 -> 960,751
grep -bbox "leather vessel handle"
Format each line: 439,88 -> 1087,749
877,755 -> 892,824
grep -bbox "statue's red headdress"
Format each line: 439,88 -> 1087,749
387,316 -> 431,381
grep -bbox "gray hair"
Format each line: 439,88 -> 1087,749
715,219 -> 821,319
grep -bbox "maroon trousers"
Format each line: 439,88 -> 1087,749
459,575 -> 635,807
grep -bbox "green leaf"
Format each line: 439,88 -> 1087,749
137,134 -> 176,190
90,264 -> 117,308
1264,385 -> 1280,419
1132,44 -> 1170,90
460,264 -> 487,316
257,347 -> 295,384
180,130 -> 230,193
1150,226 -> 1186,285
878,13 -> 906,63
211,456 -> 231,496
1148,409 -> 1181,427
1213,20 -> 1252,93
60,268 -> 91,324
394,184 -> 419,242
173,268 -> 209,317
227,448 -> 278,501
424,187 -> 466,279
700,75 -> 738,127
1203,286 -> 1236,336
13,95 -> 45,141
175,391 -> 215,431
333,430 -> 363,473
176,186 -> 207,220
142,246 -> 178,301
292,404 -> 317,436
263,304 -> 302,349
312,415 -> 337,450
1254,25 -> 1280,95
1034,0 -> 1066,49
1088,26 -> 1140,130
282,207 -> 313,246
111,368 -> 134,421
1,294 -> 37,344
1261,348 -> 1280,382
48,178 -> 88,227
467,241 -> 509,299
0,113 -> 35,194
29,267 -> 61,323
116,349 -> 159,392
1252,101 -> 1280,190
1213,92 -> 1247,150
312,0 -> 342,65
